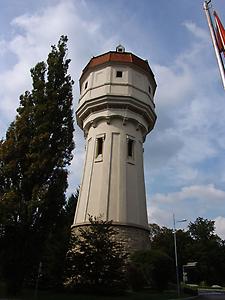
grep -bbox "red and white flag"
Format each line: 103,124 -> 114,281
204,1 -> 225,89
214,11 -> 225,57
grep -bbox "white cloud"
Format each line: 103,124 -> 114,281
152,184 -> 225,204
0,39 -> 7,56
147,184 -> 225,238
183,21 -> 209,42
153,64 -> 193,107
0,0 -> 120,137
144,20 -> 225,194
148,204 -> 173,228
148,198 -> 225,239
214,216 -> 225,239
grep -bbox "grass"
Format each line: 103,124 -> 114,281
0,282 -> 189,300
0,289 -> 189,300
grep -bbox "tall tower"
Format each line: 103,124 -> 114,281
72,45 -> 157,252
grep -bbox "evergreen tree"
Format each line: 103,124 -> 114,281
0,36 -> 74,294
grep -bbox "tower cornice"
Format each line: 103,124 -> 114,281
76,95 -> 157,136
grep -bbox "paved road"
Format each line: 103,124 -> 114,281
195,295 -> 225,299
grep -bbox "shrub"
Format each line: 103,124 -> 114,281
129,249 -> 173,291
182,285 -> 198,296
65,216 -> 127,292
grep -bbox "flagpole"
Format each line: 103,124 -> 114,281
204,0 -> 225,89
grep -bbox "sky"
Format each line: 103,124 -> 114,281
1,0 -> 225,237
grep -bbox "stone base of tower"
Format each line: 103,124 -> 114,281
71,224 -> 150,254
114,225 -> 150,254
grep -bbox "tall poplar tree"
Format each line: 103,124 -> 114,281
0,36 -> 74,294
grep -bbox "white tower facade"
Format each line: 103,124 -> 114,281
72,46 -> 157,251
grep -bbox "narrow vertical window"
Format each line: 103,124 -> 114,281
85,81 -> 88,89
96,137 -> 104,157
127,139 -> 134,158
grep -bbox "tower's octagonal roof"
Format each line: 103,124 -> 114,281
80,51 -> 157,92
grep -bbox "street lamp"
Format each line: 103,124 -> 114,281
173,213 -> 187,297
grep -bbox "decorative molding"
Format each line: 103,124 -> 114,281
105,116 -> 111,124
90,120 -> 97,128
72,221 -> 150,232
122,117 -> 128,126
76,95 -> 156,133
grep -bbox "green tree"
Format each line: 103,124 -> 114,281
129,249 -> 173,291
187,217 -> 225,285
65,216 -> 127,292
37,189 -> 79,289
149,223 -> 161,243
0,36 -> 74,294
150,225 -> 174,256
188,217 -> 215,241
149,223 -> 194,284
148,219 -> 225,286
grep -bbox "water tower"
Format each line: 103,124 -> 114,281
72,45 -> 157,252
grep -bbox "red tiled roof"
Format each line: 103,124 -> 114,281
81,51 -> 155,82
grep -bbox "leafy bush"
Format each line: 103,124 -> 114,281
65,216 -> 127,293
182,285 -> 198,296
126,263 -> 145,291
129,250 -> 173,291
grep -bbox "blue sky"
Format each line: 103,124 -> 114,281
1,0 -> 225,237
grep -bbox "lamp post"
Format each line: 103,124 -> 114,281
173,214 -> 187,297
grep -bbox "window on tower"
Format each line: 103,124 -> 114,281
95,136 -> 105,159
84,81 -> 88,89
116,71 -> 123,78
127,138 -> 134,158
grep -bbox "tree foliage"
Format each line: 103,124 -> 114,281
187,217 -> 225,285
0,35 -> 74,294
65,216 -> 127,292
129,249 -> 173,291
188,217 -> 216,241
37,189 -> 79,289
149,217 -> 225,286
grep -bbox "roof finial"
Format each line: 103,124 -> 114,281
116,44 -> 125,53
